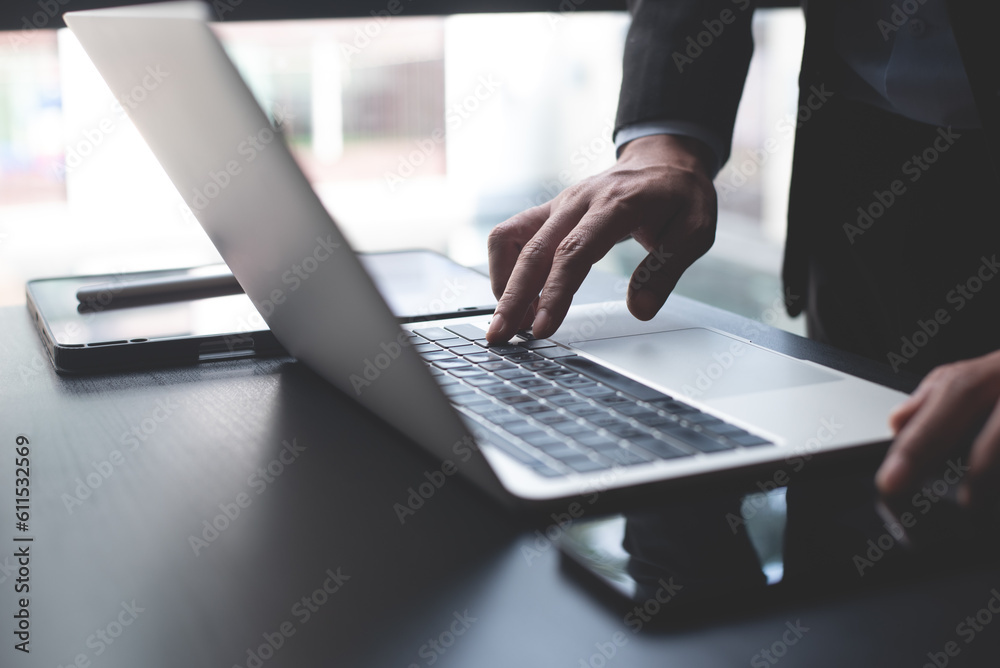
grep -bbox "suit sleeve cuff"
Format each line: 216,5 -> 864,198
614,120 -> 726,178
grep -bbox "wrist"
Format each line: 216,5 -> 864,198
618,134 -> 715,179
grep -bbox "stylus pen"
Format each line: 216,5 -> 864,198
76,270 -> 243,305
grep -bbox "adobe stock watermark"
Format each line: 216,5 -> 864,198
338,0 -> 413,62
546,0 -> 587,31
852,458 -> 969,576
249,233 -> 342,324
384,75 -> 503,192
349,331 -> 416,396
53,600 -> 144,668
716,86 -> 833,202
60,397 -> 182,514
887,254 -> 999,372
405,610 -> 478,667
392,435 -> 477,523
189,438 -> 306,556
521,466 -> 628,566
671,0 -> 752,73
843,126 -> 960,244
190,104 -> 293,212
231,567 -> 350,668
556,246 -> 673,344
524,118 -> 616,210
750,620 -> 810,667
877,0 -> 928,41
578,577 -> 683,667
921,588 -> 1000,668
681,288 -> 802,400
211,0 -> 243,20
727,417 -> 843,533
7,0 -> 71,51
52,66 -> 169,178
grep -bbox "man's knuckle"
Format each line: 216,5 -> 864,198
554,235 -> 591,263
519,238 -> 551,264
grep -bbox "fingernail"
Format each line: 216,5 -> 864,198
487,313 -> 505,341
629,289 -> 657,319
876,455 -> 907,496
958,484 -> 973,508
532,309 -> 550,338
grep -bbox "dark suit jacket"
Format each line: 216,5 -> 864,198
614,0 -> 1000,321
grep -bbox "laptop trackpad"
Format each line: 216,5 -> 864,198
570,328 -> 841,401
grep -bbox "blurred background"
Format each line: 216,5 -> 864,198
0,7 -> 805,333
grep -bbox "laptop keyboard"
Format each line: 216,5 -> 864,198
409,324 -> 774,478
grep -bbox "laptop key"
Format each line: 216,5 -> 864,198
731,434 -> 773,447
497,393 -> 533,405
464,353 -> 500,364
529,461 -> 567,477
545,394 -> 583,406
683,412 -> 723,425
434,360 -> 472,370
552,421 -> 591,436
532,386 -> 568,397
576,385 -> 615,398
666,428 -> 735,453
464,375 -> 502,387
535,442 -> 583,459
520,339 -> 557,350
450,345 -> 484,356
603,423 -> 647,439
422,351 -> 455,362
533,411 -> 570,424
512,377 -> 553,389
537,348 -> 578,359
450,367 -> 487,377
615,403 -> 654,417
705,423 -> 748,437
631,436 -> 692,460
413,343 -> 439,354
486,344 -> 523,355
496,368 -> 532,380
559,356 -> 671,401
520,432 -> 565,448
488,437 -> 543,465
633,412 -> 678,427
566,403 -> 605,417
595,394 -> 632,407
444,324 -> 489,340
562,456 -> 612,472
508,351 -> 543,363
436,338 -> 471,348
539,368 -> 577,378
651,399 -> 699,414
557,376 -> 597,388
450,393 -> 492,407
505,422 -> 546,437
522,361 -> 561,372
413,327 -> 452,341
478,383 -> 513,396
575,433 -> 623,449
600,448 -> 653,466
480,361 -> 516,371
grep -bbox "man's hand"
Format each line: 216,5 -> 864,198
878,349 -> 1000,507
485,134 -> 718,344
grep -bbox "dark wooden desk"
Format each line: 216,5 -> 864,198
3,295 -> 999,668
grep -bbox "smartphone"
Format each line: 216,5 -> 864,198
358,249 -> 497,322
559,470 -> 1000,624
26,250 -> 496,373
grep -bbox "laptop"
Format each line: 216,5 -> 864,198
64,2 -> 909,513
